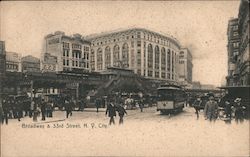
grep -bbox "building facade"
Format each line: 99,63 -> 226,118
0,41 -> 6,107
178,48 -> 193,86
6,51 -> 22,72
43,31 -> 91,72
21,55 -> 40,73
226,0 -> 249,86
226,18 -> 240,86
85,28 -> 181,82
41,53 -> 58,72
236,0 -> 249,86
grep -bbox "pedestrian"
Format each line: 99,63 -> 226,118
234,98 -> 245,123
116,104 -> 127,125
139,100 -> 144,112
41,99 -> 46,121
1,99 -> 9,125
16,100 -> 22,122
225,100 -> 232,120
106,102 -> 117,125
204,93 -> 218,122
30,100 -> 35,118
95,98 -> 100,113
78,99 -> 84,111
193,97 -> 202,119
46,101 -> 53,117
33,102 -> 39,122
65,99 -> 72,118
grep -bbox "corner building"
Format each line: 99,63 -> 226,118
85,28 -> 180,81
43,31 -> 91,72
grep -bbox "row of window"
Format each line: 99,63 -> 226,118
92,31 -> 176,48
63,59 -> 89,68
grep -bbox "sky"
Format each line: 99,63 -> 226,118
0,1 -> 240,86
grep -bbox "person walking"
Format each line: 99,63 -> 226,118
116,104 -> 127,125
1,99 -> 9,125
95,98 -> 101,113
41,99 -> 46,121
139,100 -> 144,112
225,100 -> 232,120
193,97 -> 202,119
204,93 -> 218,122
65,99 -> 72,118
106,102 -> 117,125
234,98 -> 245,123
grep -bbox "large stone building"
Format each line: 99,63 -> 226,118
21,55 -> 40,73
237,0 -> 249,86
226,0 -> 249,86
178,48 -> 193,86
43,31 -> 91,72
85,28 -> 181,82
0,41 -> 6,107
6,51 -> 22,72
226,18 -> 240,86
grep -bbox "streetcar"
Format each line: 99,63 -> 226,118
156,84 -> 187,114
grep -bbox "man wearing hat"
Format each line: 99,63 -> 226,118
234,98 -> 245,123
204,93 -> 218,121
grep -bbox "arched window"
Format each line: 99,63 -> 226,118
148,44 -> 153,77
113,45 -> 120,67
122,43 -> 129,68
172,51 -> 174,80
167,49 -> 171,72
90,49 -> 95,70
97,48 -> 102,70
155,45 -> 160,70
161,47 -> 166,78
161,47 -> 166,70
105,46 -> 111,68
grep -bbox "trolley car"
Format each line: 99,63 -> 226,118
156,84 -> 187,114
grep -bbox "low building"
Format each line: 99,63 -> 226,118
41,53 -> 58,72
192,81 -> 201,89
21,55 -> 40,72
6,51 -> 21,72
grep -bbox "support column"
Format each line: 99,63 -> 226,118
159,46 -> 162,79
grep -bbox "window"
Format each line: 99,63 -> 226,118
63,59 -> 66,65
148,44 -> 153,69
137,40 -> 141,47
105,46 -> 111,68
122,43 -> 129,68
233,32 -> 239,36
66,60 -> 69,66
113,45 -> 120,67
97,48 -> 103,70
161,47 -> 166,71
155,46 -> 160,70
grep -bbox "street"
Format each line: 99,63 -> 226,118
1,106 -> 249,157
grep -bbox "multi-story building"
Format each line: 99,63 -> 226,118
226,0 -> 249,86
236,0 -> 249,86
6,51 -> 22,72
0,41 -> 6,75
226,18 -> 240,86
21,55 -> 40,73
0,41 -> 6,107
85,28 -> 181,82
43,31 -> 91,72
178,48 -> 193,86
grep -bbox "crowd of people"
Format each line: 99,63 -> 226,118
0,92 -> 248,125
192,93 -> 247,123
